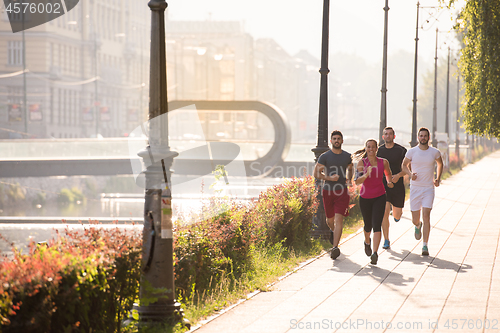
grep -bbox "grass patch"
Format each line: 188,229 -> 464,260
342,219 -> 363,238
180,240 -> 327,328
442,166 -> 462,181
341,204 -> 363,238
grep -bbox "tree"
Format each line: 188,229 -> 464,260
451,0 -> 500,137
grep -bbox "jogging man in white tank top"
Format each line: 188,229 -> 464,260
402,127 -> 443,256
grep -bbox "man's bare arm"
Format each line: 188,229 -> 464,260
434,156 -> 444,187
313,163 -> 325,180
402,157 -> 416,181
346,163 -> 354,185
313,163 -> 339,182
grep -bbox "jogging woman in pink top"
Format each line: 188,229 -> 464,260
353,139 -> 394,265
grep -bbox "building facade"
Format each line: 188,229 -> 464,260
0,0 -> 151,139
165,19 -> 320,143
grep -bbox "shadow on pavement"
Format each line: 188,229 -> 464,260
328,256 -> 415,287
387,249 -> 472,273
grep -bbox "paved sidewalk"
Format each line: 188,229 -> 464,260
193,151 -> 500,333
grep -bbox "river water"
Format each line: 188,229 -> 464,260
0,176 -> 288,255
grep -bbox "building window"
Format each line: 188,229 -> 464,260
8,41 -> 23,66
50,87 -> 54,124
7,86 -> 22,105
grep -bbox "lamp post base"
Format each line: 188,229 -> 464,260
127,302 -> 190,329
310,187 -> 332,241
311,146 -> 331,241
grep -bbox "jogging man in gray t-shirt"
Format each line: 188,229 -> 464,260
313,130 -> 354,259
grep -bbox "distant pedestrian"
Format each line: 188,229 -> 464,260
313,130 -> 354,260
402,127 -> 443,256
377,127 -> 407,250
353,139 -> 394,265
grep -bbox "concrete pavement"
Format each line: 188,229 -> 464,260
192,150 -> 500,333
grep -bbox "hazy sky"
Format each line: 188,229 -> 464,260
166,0 -> 464,64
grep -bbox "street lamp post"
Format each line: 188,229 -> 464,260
94,34 -> 99,137
379,0 -> 389,144
455,73 -> 460,161
445,48 -> 450,138
90,2 -> 100,137
134,0 -> 183,327
22,12 -> 28,136
432,28 -> 438,147
445,47 -> 450,160
311,0 -> 331,240
410,1 -> 420,147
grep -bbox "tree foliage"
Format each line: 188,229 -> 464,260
452,0 -> 500,137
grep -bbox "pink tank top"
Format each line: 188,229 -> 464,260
360,157 -> 386,199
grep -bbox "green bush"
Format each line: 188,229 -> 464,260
70,187 -> 86,204
58,187 -> 86,205
32,192 -> 46,207
6,183 -> 25,204
57,188 -> 74,204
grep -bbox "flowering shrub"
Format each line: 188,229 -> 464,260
174,176 -> 319,299
449,153 -> 464,169
471,144 -> 495,163
174,201 -> 257,299
0,224 -> 142,333
347,183 -> 361,206
251,176 -> 319,248
344,183 -> 362,222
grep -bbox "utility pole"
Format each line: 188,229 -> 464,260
445,47 -> 450,162
410,2 -> 420,147
94,34 -> 99,137
22,13 -> 28,137
432,28 -> 438,147
379,0 -> 389,144
455,74 -> 460,161
90,2 -> 100,137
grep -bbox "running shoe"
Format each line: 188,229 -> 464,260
414,222 -> 423,240
382,239 -> 390,249
370,252 -> 378,265
422,245 -> 429,256
364,240 -> 372,256
394,218 -> 400,222
331,247 -> 341,260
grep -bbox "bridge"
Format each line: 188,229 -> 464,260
0,100 -> 322,179
0,137 -> 326,179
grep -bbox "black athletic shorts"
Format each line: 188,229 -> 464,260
384,180 -> 405,208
